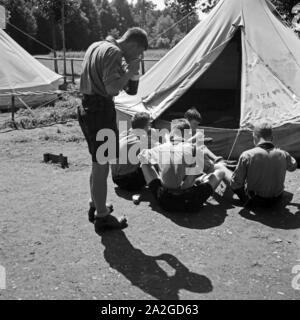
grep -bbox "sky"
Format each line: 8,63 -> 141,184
128,0 -> 166,10
151,0 -> 166,10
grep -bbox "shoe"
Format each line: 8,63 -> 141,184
132,194 -> 141,205
88,203 -> 113,223
94,214 -> 128,233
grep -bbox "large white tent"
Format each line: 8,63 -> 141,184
0,28 -> 61,109
115,0 -> 300,159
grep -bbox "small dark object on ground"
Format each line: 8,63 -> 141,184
43,153 -> 69,169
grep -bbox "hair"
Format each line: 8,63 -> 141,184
170,119 -> 191,140
131,112 -> 151,129
253,122 -> 273,140
184,107 -> 202,123
121,27 -> 148,50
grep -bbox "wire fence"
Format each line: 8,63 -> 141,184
34,56 -> 160,83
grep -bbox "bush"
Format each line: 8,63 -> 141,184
108,28 -> 120,39
170,32 -> 185,48
155,37 -> 170,49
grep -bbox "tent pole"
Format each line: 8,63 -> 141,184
235,28 -> 242,118
141,0 -> 146,75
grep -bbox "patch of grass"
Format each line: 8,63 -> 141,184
38,130 -> 84,143
0,96 -> 81,131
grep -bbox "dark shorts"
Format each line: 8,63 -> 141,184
112,168 -> 146,191
248,191 -> 283,208
78,94 -> 119,163
148,179 -> 213,212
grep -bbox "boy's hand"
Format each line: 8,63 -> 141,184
127,59 -> 140,75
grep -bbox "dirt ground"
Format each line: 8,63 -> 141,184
0,122 -> 300,300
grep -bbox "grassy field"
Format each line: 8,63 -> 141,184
35,49 -> 168,78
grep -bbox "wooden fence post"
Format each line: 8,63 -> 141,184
11,95 -> 15,122
141,53 -> 145,75
53,50 -> 58,73
71,59 -> 75,84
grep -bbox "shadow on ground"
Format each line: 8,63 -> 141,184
114,187 -> 139,201
98,230 -> 213,300
239,191 -> 300,229
115,186 -> 233,230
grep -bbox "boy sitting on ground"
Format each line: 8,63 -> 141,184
111,112 -> 158,191
230,122 -> 297,207
138,119 -> 227,212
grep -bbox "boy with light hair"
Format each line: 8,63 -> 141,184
138,119 -> 227,212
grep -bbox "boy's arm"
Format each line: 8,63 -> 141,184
285,152 -> 297,172
230,153 -> 248,199
187,131 -> 204,144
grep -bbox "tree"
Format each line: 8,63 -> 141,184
34,0 -> 82,51
271,0 -> 300,24
198,0 -> 219,14
80,0 -> 102,43
131,0 -> 157,28
291,3 -> 300,32
33,11 -> 60,53
112,0 -> 135,34
97,0 -> 119,37
65,7 -> 90,49
153,14 -> 179,45
165,0 -> 198,33
165,0 -> 198,13
0,0 -> 37,51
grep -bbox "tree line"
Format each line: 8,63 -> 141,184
0,0 -> 200,54
0,0 -> 298,54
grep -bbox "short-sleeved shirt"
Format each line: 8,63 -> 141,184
139,138 -> 205,190
230,142 -> 297,198
111,128 -> 160,177
111,129 -> 141,177
80,36 -> 125,97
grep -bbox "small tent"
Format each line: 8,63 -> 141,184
0,28 -> 61,109
115,0 -> 300,159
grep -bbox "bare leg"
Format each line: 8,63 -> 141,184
214,162 -> 233,184
91,162 -> 127,231
89,171 -> 112,210
92,162 -> 109,217
140,163 -> 160,185
203,145 -> 222,163
181,173 -> 204,189
195,169 -> 225,191
89,173 -> 94,207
